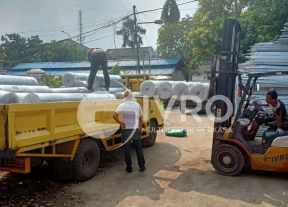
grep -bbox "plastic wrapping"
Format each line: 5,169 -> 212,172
157,81 -> 180,100
83,93 -> 116,100
140,81 -> 161,98
172,82 -> 199,101
62,73 -> 89,87
23,93 -> 85,103
0,75 -> 38,86
88,75 -> 124,90
51,87 -> 88,93
0,85 -> 53,93
189,83 -> 210,102
0,91 -> 20,103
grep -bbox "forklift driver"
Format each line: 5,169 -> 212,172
244,90 -> 288,140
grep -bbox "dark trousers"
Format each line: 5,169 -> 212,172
121,129 -> 145,169
87,64 -> 110,91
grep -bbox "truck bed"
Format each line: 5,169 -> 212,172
0,98 -> 163,157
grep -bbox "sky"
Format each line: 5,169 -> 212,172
0,0 -> 199,51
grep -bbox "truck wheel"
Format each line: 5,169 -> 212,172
141,120 -> 158,148
212,144 -> 244,176
72,139 -> 100,182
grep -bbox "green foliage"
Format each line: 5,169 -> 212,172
116,17 -> 146,49
187,0 -> 288,60
157,16 -> 198,79
107,54 -> 119,60
0,33 -> 87,67
43,75 -> 63,88
109,65 -> 121,75
161,0 -> 180,24
239,0 -> 288,52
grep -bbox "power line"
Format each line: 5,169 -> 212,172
0,15 -> 127,34
71,15 -> 131,39
136,0 -> 198,15
118,0 -> 129,11
137,12 -> 151,47
59,0 -> 127,13
71,0 -> 198,40
85,34 -> 115,43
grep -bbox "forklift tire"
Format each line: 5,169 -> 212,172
72,139 -> 100,182
212,144 -> 244,176
141,119 -> 158,148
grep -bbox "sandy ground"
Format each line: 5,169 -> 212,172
1,109 -> 288,207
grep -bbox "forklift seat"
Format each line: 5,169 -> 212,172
271,136 -> 288,148
262,130 -> 288,148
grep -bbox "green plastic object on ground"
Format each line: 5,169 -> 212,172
165,128 -> 187,138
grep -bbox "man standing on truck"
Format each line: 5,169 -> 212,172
113,89 -> 146,173
87,48 -> 110,93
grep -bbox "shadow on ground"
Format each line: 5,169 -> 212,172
167,167 -> 288,206
56,142 -> 182,207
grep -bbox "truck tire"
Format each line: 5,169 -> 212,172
212,144 -> 244,176
141,119 -> 158,148
72,139 -> 100,182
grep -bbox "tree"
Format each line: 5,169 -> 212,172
0,33 -> 87,67
239,0 -> 288,53
161,0 -> 180,24
157,16 -> 197,81
116,17 -> 146,49
42,75 -> 63,88
109,64 -> 121,75
187,0 -> 288,62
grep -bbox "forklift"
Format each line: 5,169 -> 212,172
210,19 -> 288,176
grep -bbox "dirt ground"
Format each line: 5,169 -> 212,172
1,109 -> 288,207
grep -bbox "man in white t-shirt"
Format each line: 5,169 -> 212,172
113,89 -> 146,173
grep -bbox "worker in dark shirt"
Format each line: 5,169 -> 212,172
244,90 -> 287,140
87,48 -> 110,93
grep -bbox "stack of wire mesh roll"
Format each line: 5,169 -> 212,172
139,80 -> 210,102
0,74 -> 118,104
239,22 -> 288,137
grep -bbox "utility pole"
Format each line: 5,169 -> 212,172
234,0 -> 238,19
78,10 -> 85,44
133,5 -> 140,74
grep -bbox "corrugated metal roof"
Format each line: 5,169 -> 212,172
11,58 -> 180,70
7,68 -> 176,76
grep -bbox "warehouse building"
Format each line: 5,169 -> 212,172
8,58 -> 181,78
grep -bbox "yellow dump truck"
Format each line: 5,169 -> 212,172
0,97 -> 164,181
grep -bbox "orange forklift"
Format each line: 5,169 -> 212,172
210,19 -> 288,176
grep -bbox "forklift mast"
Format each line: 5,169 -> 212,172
213,19 -> 241,137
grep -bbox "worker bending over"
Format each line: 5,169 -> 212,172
244,90 -> 288,140
87,48 -> 110,93
113,89 -> 146,173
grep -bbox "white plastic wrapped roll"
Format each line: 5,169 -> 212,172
157,81 -> 179,100
189,83 -> 210,102
83,93 -> 116,100
172,82 -> 199,101
73,81 -> 87,87
23,93 -> 85,103
62,73 -> 89,87
88,75 -> 124,90
15,93 -> 30,103
115,92 -> 124,99
140,81 -> 160,98
0,91 -> 20,103
51,87 -> 88,93
0,75 -> 38,86
108,87 -> 126,94
0,85 -> 53,93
